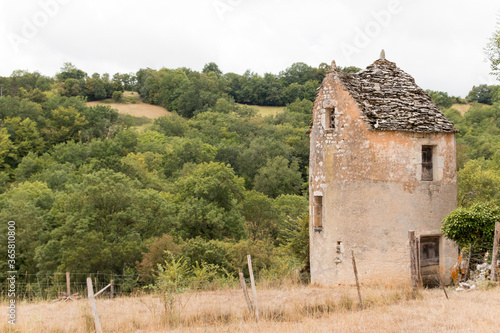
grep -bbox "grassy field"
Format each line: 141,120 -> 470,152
451,103 -> 472,115
87,95 -> 282,119
450,102 -> 491,115
238,104 -> 285,117
87,92 -> 170,119
5,283 -> 499,332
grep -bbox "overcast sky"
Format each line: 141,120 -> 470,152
0,0 -> 499,97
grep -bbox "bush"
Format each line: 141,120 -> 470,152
136,234 -> 184,283
112,90 -> 123,102
181,237 -> 232,273
227,239 -> 276,276
442,203 -> 499,249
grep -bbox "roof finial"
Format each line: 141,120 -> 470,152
380,49 -> 386,60
330,59 -> 337,71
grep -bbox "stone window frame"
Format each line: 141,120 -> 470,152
322,99 -> 337,133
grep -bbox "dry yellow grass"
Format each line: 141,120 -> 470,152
237,104 -> 285,117
450,102 -> 491,115
451,103 -> 471,115
253,105 -> 285,117
87,101 -> 170,119
122,91 -> 139,98
87,92 -> 170,119
3,283 -> 499,332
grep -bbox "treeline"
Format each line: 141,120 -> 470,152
0,64 -> 135,103
426,90 -> 465,109
3,62 -> 498,112
136,64 -> 367,118
465,84 -> 500,105
135,62 -> 331,118
427,84 -> 500,109
0,62 -> 362,119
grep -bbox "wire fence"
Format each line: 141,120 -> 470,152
0,272 -> 148,301
455,241 -> 500,282
0,270 -> 309,302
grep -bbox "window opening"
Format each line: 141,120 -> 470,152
422,146 -> 433,181
336,241 -> 343,253
420,236 -> 440,267
419,235 -> 440,287
313,196 -> 323,228
328,108 -> 335,129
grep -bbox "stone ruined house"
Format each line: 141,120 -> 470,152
308,52 -> 458,286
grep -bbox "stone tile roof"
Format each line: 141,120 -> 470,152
336,59 -> 458,133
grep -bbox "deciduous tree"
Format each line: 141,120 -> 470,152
442,203 -> 499,249
254,156 -> 303,198
173,162 -> 245,240
485,28 -> 500,80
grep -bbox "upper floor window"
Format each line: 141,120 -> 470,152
327,108 -> 335,129
421,145 -> 434,181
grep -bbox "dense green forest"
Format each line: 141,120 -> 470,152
0,60 -> 499,288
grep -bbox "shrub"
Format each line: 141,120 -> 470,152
181,237 -> 232,273
441,203 -> 499,251
136,234 -> 184,283
112,90 -> 123,102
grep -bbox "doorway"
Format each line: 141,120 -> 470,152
420,236 -> 440,287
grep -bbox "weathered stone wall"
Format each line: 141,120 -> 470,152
309,69 -> 458,286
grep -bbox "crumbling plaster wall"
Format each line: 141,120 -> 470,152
309,71 -> 458,286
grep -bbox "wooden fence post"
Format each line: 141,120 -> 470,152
94,283 -> 112,298
110,280 -> 114,299
28,272 -> 31,301
465,243 -> 472,281
437,273 -> 449,300
491,222 -> 500,282
416,237 -> 422,287
247,255 -> 259,322
86,277 -> 103,333
66,272 -> 71,297
238,269 -> 253,314
351,250 -> 363,309
408,231 -> 419,291
294,268 -> 300,284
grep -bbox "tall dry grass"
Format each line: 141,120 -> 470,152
2,280 -> 499,332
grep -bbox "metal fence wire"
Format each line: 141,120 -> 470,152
0,271 -> 307,302
0,272 -> 147,301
